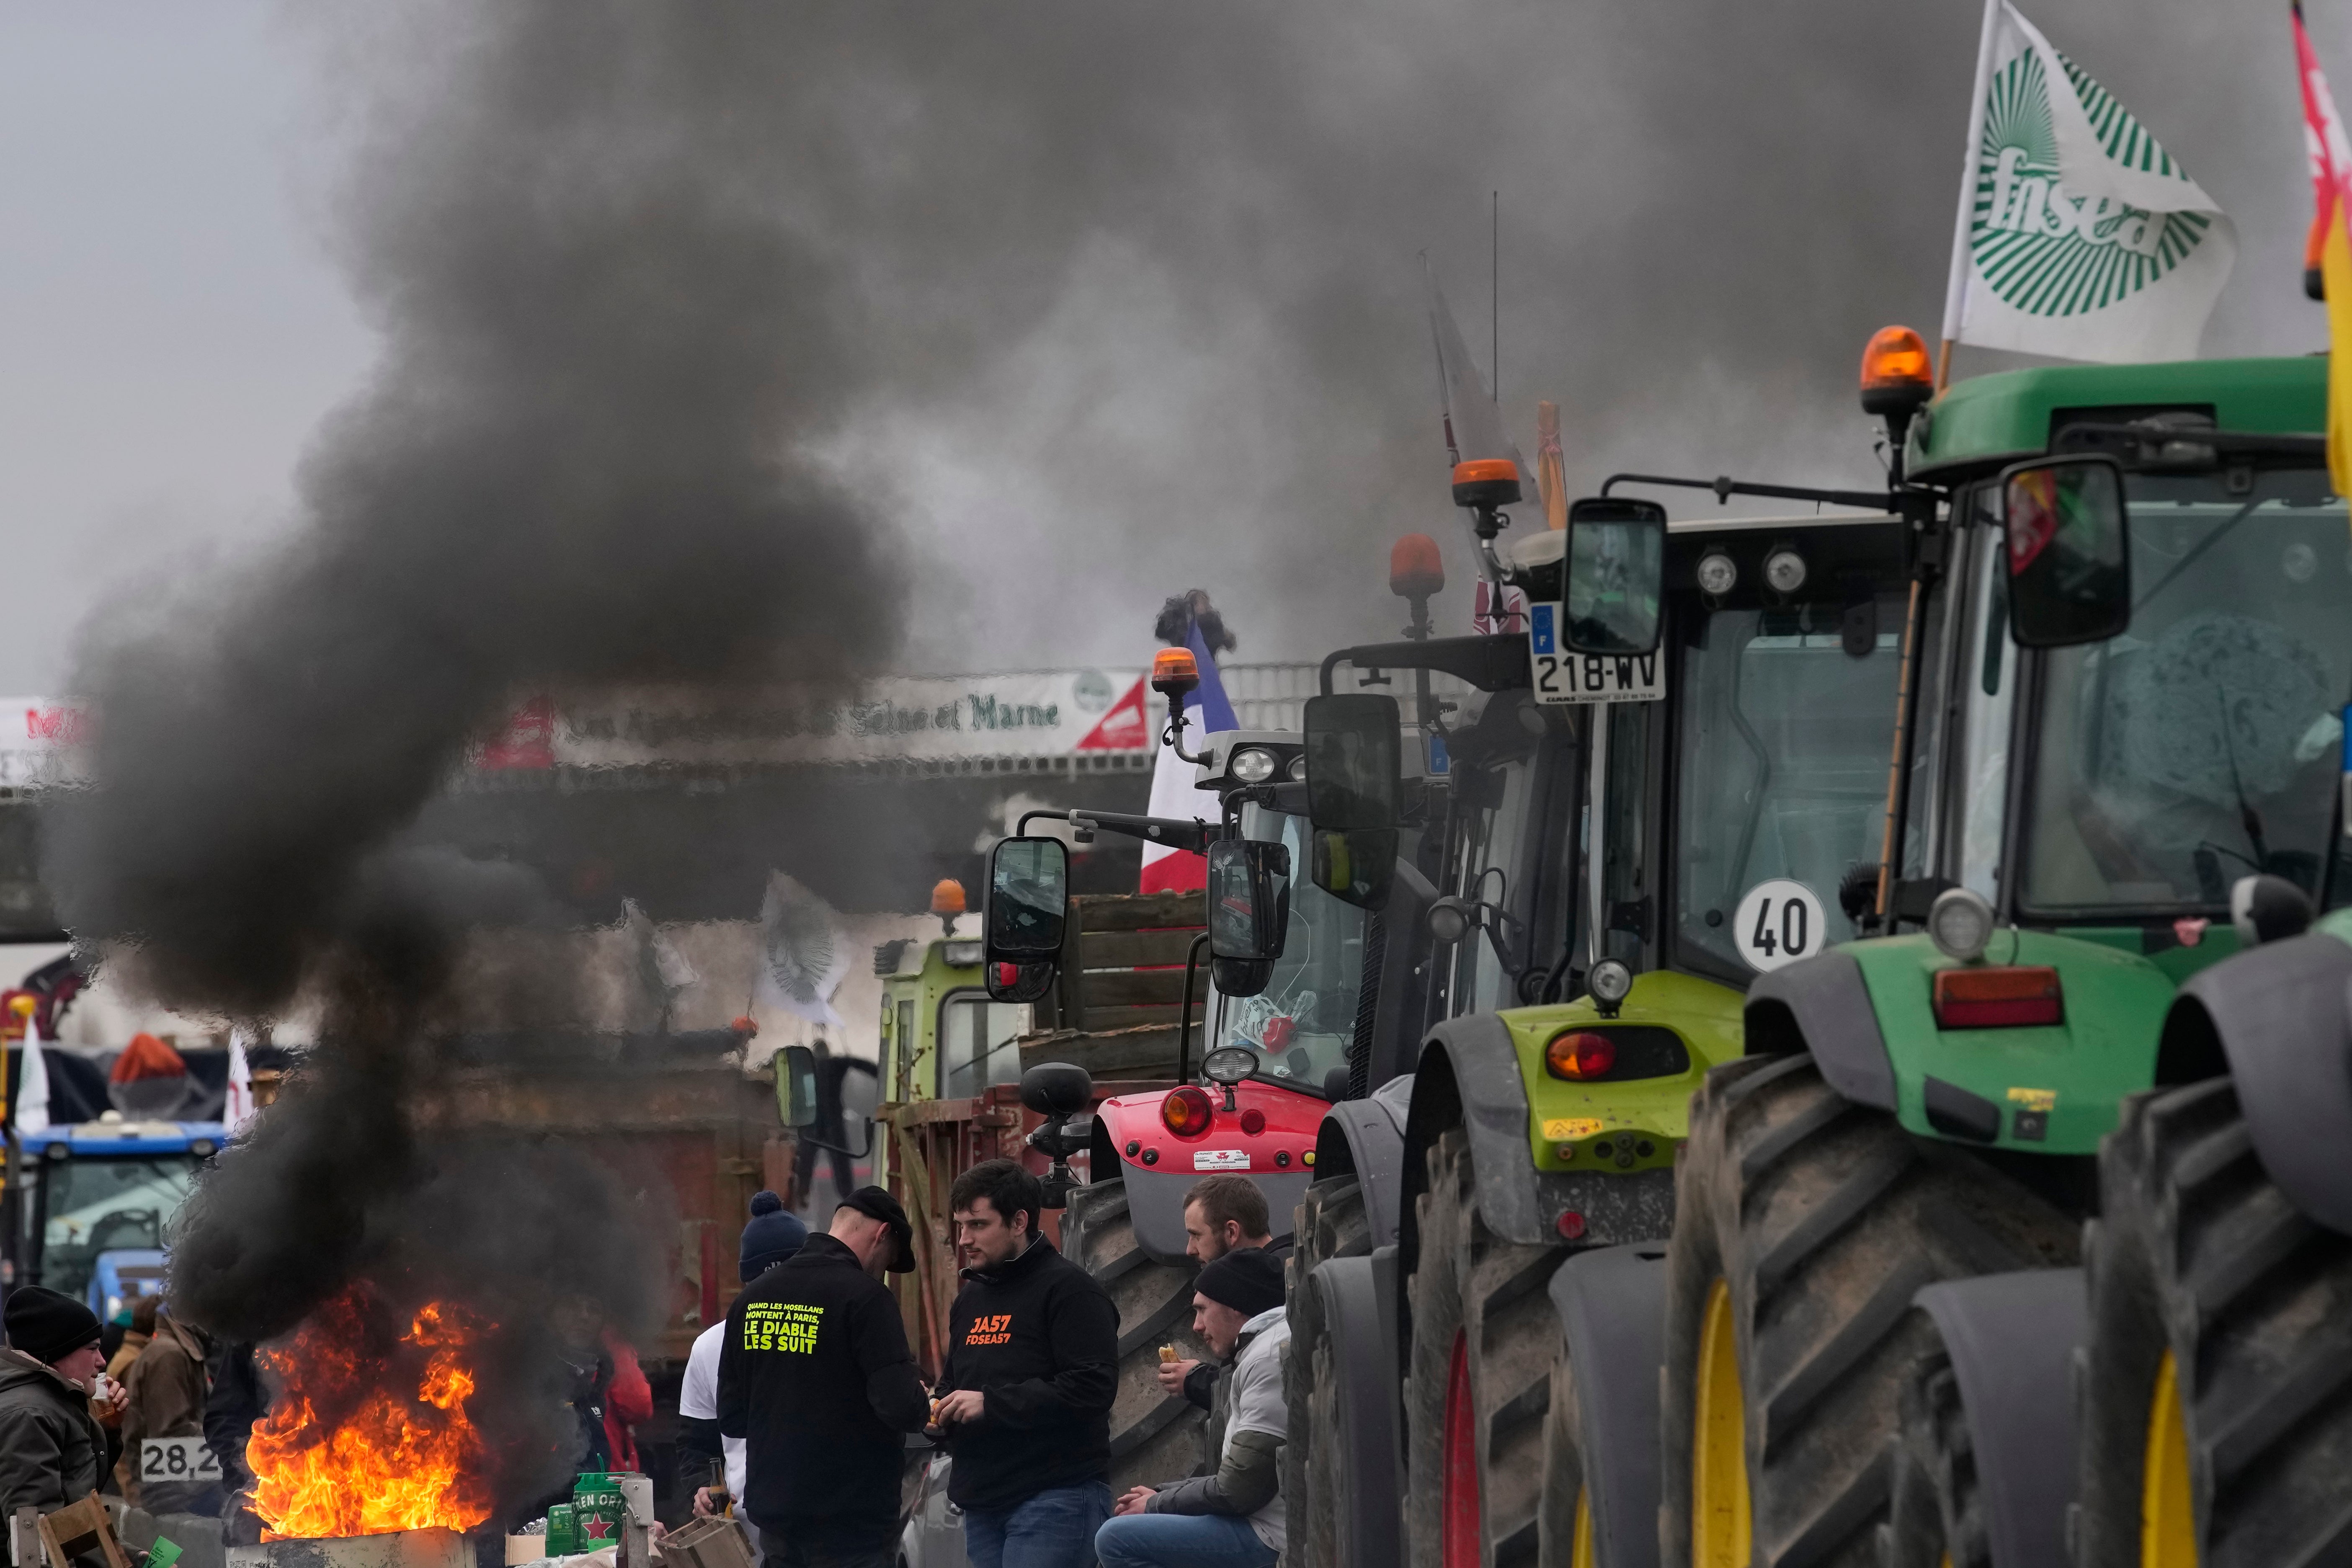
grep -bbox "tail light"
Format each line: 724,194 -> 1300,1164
1932,966 -> 2063,1029
1162,1086 -> 1214,1136
1544,1030 -> 1618,1081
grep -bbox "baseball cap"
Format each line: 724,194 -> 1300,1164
837,1186 -> 916,1273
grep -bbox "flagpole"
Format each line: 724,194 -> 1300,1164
1939,0 -> 2003,384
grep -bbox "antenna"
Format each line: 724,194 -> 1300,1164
1491,190 -> 1499,405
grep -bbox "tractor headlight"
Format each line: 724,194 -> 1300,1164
1589,958 -> 1634,1007
1696,552 -> 1738,597
1763,548 -> 1808,596
1287,754 -> 1309,782
1427,897 -> 1473,946
1927,887 -> 1996,964
1230,747 -> 1278,785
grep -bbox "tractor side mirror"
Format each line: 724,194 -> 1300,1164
985,961 -> 1057,1004
1303,693 -> 1400,908
1562,498 -> 1667,657
2000,455 -> 2130,648
777,1044 -> 818,1129
1207,840 -> 1290,963
1212,955 -> 1275,998
1021,1063 -> 1095,1209
985,836 -> 1070,966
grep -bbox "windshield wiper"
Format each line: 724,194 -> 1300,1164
2213,683 -> 2271,872
2131,492 -> 2267,615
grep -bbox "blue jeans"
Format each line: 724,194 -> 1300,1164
1093,1512 -> 1277,1568
962,1482 -> 1113,1568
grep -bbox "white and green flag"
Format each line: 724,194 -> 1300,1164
1939,0 -> 2234,364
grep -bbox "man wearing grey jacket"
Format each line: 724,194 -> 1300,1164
1093,1251 -> 1288,1568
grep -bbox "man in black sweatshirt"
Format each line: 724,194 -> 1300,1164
719,1187 -> 931,1568
929,1160 -> 1118,1568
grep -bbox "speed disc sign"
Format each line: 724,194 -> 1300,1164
1733,879 -> 1826,973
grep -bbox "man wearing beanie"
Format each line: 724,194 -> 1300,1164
0,1286 -> 121,1521
681,1191 -> 811,1553
1093,1249 -> 1289,1568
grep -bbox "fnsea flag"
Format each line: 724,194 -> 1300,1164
1139,619 -> 1236,896
1939,0 -> 2234,365
2295,1 -> 2352,498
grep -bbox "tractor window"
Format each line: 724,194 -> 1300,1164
936,992 -> 1025,1099
2017,467 -> 2352,913
1674,599 -> 1904,978
1211,811 -> 1365,1097
31,1155 -> 199,1307
1598,701 -> 1653,967
1957,508 -> 2017,903
895,999 -> 916,1101
1455,754 -> 1537,1014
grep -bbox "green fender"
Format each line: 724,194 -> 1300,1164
1755,931 -> 2199,1155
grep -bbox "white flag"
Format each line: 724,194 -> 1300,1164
756,871 -> 852,1029
15,1016 -> 49,1135
224,1027 -> 255,1135
1939,0 -> 2234,364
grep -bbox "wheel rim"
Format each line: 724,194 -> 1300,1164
2142,1349 -> 2197,1568
1571,1486 -> 1596,1568
1692,1278 -> 1752,1568
1443,1328 -> 1482,1568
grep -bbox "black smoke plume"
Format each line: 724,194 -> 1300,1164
43,5 -> 903,1510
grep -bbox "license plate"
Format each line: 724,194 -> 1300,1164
1529,605 -> 1665,705
1192,1149 -> 1249,1171
140,1438 -> 221,1483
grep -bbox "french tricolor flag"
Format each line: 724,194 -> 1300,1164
1138,620 -> 1237,895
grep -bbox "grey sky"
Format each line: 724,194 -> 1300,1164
0,0 -> 2342,691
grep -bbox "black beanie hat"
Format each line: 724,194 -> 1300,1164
1195,1246 -> 1286,1320
6,1286 -> 102,1367
740,1190 -> 810,1282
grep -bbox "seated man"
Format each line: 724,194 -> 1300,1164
1094,1251 -> 1287,1568
1156,1175 -> 1280,1413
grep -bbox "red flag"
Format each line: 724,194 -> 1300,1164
2295,1 -> 2352,494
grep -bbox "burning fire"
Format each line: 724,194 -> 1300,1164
248,1287 -> 496,1539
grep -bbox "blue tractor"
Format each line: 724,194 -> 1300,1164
15,1117 -> 227,1319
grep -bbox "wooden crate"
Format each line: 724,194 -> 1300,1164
1028,891 -> 1206,1074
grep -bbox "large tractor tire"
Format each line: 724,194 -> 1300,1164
1284,1173 -> 1377,1568
1060,1177 -> 1209,1492
1879,1270 -> 2086,1568
1406,1129 -> 1566,1568
2074,1079 -> 2352,1568
1658,1055 -> 2076,1568
1534,1245 -> 1669,1568
1881,1347 -> 1976,1568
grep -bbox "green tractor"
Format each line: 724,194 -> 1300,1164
2062,877 -> 2352,1568
1288,399 -> 1924,1568
1672,351 -> 2349,1568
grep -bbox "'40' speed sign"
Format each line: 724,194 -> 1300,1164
1732,879 -> 1826,973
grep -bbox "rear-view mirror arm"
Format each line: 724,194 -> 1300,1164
1017,808 -> 1213,854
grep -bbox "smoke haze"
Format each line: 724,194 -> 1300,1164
13,0 -> 2331,1513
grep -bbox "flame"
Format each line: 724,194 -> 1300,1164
248,1287 -> 496,1539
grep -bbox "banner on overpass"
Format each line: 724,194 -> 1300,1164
509,669 -> 1152,769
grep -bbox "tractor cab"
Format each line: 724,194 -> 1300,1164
16,1117 -> 226,1318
